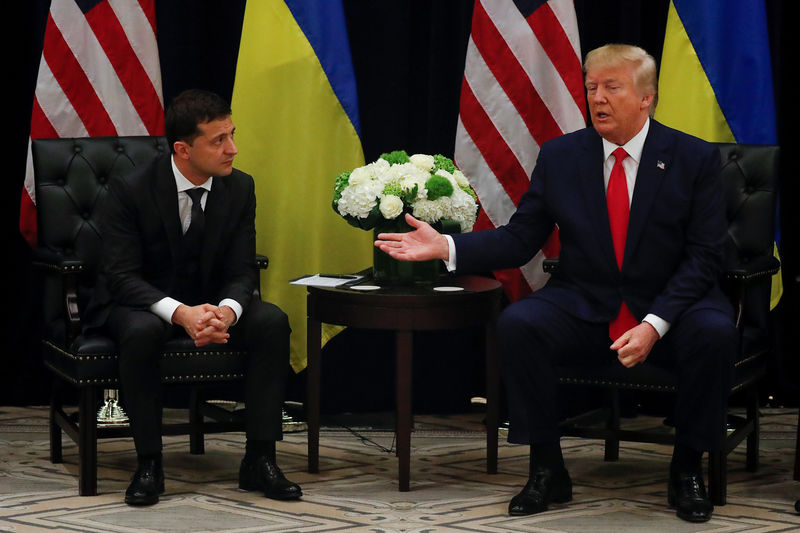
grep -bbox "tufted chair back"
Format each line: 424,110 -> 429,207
719,143 -> 780,271
717,143 -> 780,335
33,136 -> 169,342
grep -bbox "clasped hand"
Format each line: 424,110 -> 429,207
172,303 -> 236,347
610,321 -> 659,368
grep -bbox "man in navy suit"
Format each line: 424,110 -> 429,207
88,89 -> 302,506
375,44 -> 735,523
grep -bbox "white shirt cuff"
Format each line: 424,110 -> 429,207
218,298 -> 242,325
443,234 -> 457,272
643,313 -> 670,338
151,297 -> 182,324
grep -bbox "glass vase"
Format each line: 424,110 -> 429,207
373,217 -> 443,285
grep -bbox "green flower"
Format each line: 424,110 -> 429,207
382,183 -> 403,197
332,171 -> 351,210
432,154 -> 456,174
460,185 -> 478,202
380,150 -> 410,165
425,175 -> 454,201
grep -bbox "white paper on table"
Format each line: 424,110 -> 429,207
289,274 -> 364,287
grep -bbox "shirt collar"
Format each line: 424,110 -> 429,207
170,155 -> 213,193
602,117 -> 650,164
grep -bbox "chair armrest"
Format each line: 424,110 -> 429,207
543,258 -> 559,273
724,255 -> 780,284
31,247 -> 85,275
32,247 -> 84,344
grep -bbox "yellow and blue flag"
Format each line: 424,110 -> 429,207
231,0 -> 371,371
655,0 -> 781,308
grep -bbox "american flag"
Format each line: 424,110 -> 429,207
454,0 -> 586,302
20,0 -> 164,246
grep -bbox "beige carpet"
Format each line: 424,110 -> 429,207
1,406 -> 799,532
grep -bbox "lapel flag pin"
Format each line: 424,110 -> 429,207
657,160 -> 665,170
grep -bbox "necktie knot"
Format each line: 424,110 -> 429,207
186,187 -> 204,206
612,147 -> 628,164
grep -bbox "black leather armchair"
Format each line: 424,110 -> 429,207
542,143 -> 779,506
32,135 -> 267,495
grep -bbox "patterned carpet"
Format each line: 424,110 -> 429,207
1,405 -> 800,532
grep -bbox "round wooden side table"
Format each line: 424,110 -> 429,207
305,275 -> 502,491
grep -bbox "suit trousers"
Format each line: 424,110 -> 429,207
106,295 -> 290,457
498,295 -> 736,452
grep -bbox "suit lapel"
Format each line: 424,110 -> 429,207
578,131 -> 619,271
154,156 -> 183,258
624,121 -> 670,265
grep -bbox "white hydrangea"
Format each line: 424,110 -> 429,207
448,187 -> 479,233
409,153 -> 435,171
411,197 -> 449,225
337,179 -> 383,219
379,194 -> 404,219
348,158 -> 390,186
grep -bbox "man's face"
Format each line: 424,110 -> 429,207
176,116 -> 237,183
585,63 -> 653,146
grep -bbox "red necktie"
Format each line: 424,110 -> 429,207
607,147 -> 637,340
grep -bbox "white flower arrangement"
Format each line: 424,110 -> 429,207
333,150 -> 479,233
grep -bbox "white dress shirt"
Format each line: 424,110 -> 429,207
444,118 -> 669,337
148,156 -> 243,324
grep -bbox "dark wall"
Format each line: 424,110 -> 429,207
6,1 -> 797,408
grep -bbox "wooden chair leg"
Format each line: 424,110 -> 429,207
189,388 -> 205,455
794,407 -> 800,481
604,390 -> 620,462
746,392 -> 760,472
78,387 -> 98,496
485,320 -> 498,474
49,385 -> 63,464
708,450 -> 727,506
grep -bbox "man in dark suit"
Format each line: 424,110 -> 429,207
88,89 -> 301,506
375,44 -> 735,523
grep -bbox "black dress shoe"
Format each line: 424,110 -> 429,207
125,458 -> 165,506
508,465 -> 572,516
239,456 -> 302,500
668,470 -> 713,522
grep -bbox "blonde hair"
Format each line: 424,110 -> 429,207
584,44 -> 658,115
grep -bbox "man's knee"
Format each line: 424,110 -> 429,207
245,300 -> 290,335
674,309 -> 738,372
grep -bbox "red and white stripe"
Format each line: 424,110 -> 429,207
455,0 -> 586,301
20,0 -> 164,246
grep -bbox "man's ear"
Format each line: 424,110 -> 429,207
640,92 -> 654,111
173,140 -> 190,160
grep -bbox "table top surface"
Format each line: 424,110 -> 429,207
306,274 -> 502,299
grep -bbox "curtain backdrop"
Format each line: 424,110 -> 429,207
6,0 -> 795,408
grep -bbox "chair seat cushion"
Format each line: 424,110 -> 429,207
42,334 -> 248,387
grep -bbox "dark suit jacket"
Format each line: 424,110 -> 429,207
84,154 -> 257,329
452,120 -> 730,325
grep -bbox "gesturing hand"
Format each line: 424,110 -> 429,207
374,213 -> 449,262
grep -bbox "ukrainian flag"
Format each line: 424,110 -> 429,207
231,1 -> 371,371
655,0 -> 781,309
